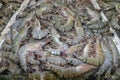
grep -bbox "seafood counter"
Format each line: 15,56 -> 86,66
0,0 -> 120,80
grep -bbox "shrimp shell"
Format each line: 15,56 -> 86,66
18,11 -> 35,29
26,51 -> 39,65
54,17 -> 73,32
13,24 -> 30,54
42,71 -> 57,80
28,72 -> 41,80
66,58 -> 83,66
83,21 -> 108,30
18,40 -> 51,71
115,3 -> 120,13
45,48 -> 61,55
32,29 -> 48,40
31,19 -> 48,39
100,11 -> 108,22
2,43 -> 11,52
53,7 -> 74,32
74,17 -> 83,36
85,7 -> 100,24
67,43 -> 85,55
77,37 -> 104,66
106,37 -> 120,67
42,56 -> 67,66
45,64 -> 96,78
110,28 -> 120,53
111,13 -> 120,29
68,17 -> 85,45
90,0 -> 101,10
5,29 -> 18,44
92,25 -> 109,33
18,45 -> 27,71
96,37 -> 113,77
51,26 -> 62,45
